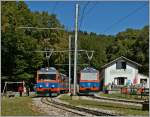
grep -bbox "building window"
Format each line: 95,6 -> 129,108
116,61 -> 126,69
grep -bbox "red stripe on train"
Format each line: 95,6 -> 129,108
80,80 -> 100,82
79,87 -> 99,91
37,80 -> 58,83
36,88 -> 60,91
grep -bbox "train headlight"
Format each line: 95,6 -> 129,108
39,85 -> 43,88
51,85 -> 55,88
87,83 -> 91,86
46,67 -> 48,71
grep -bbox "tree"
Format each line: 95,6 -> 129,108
106,25 -> 149,75
1,1 -> 68,82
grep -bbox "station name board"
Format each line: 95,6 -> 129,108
110,69 -> 133,75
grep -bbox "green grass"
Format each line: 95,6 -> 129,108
1,96 -> 45,116
100,93 -> 149,101
59,95 -> 149,116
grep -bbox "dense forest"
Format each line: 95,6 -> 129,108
1,1 -> 149,85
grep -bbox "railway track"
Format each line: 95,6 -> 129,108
45,97 -> 119,116
41,97 -> 86,116
89,95 -> 146,104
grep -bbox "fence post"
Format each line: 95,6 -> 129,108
142,101 -> 149,111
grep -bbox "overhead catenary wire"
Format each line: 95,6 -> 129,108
84,2 -> 97,18
33,49 -> 94,53
17,25 -> 65,67
52,2 -> 58,14
79,1 -> 90,30
55,64 -> 89,66
78,2 -> 96,66
78,2 -> 89,61
17,27 -> 64,30
103,3 -> 147,34
79,2 -> 98,31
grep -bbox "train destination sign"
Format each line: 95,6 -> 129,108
38,72 -> 56,74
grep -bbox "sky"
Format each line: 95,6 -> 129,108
25,1 -> 149,35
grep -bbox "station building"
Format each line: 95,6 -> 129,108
101,56 -> 149,88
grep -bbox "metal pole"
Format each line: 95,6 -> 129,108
2,82 -> 7,97
69,35 -> 72,93
46,52 -> 49,67
47,58 -> 50,67
73,4 -> 79,95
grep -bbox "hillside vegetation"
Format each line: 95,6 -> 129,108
2,1 -> 149,85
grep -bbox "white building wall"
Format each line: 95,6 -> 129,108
104,61 -> 138,86
137,74 -> 149,88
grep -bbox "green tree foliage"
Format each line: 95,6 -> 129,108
1,1 -> 149,84
133,26 -> 149,75
106,26 -> 149,75
78,32 -> 114,70
1,1 -> 68,82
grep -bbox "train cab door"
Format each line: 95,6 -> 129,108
36,70 -> 39,82
56,73 -> 61,82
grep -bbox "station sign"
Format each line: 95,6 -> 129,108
110,69 -> 133,75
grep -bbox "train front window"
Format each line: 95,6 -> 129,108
39,74 -> 56,80
81,73 -> 97,80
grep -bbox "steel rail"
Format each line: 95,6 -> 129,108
40,97 -> 85,116
46,97 -> 118,116
90,95 -> 145,104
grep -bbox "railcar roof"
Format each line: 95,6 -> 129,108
40,67 -> 56,72
38,67 -> 57,74
81,67 -> 98,73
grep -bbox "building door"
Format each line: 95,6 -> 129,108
114,77 -> 127,86
140,79 -> 147,87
